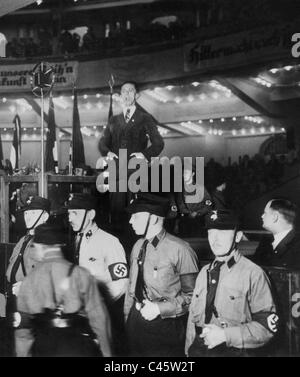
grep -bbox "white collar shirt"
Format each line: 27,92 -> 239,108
122,105 -> 136,121
272,228 -> 293,250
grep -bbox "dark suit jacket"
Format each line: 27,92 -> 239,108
98,108 -> 164,161
254,229 -> 300,268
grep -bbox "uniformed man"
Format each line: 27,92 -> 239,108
124,193 -> 199,357
15,223 -> 112,357
65,193 -> 128,355
6,196 -> 51,320
185,209 -> 279,357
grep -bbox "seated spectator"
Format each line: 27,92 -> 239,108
254,198 -> 300,268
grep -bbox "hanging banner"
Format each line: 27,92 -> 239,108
184,25 -> 294,73
0,61 -> 78,92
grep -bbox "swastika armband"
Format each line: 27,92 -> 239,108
252,311 -> 279,333
108,263 -> 129,280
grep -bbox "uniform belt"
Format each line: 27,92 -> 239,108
32,312 -> 91,332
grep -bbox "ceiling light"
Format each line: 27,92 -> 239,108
93,126 -> 97,130
166,85 -> 174,90
96,93 -> 101,98
221,118 -> 225,122
281,127 -> 285,132
4,128 -> 7,131
34,127 -> 37,131
232,117 -> 236,121
198,120 -> 202,124
2,97 -> 7,103
270,68 -> 279,74
284,65 -> 293,71
270,126 -> 275,133
83,94 -> 88,99
191,82 -> 200,87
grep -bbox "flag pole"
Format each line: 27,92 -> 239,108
40,63 -> 45,197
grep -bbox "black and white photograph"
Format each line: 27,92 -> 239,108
0,0 -> 300,362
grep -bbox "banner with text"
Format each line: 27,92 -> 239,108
0,61 -> 78,92
184,25 -> 293,73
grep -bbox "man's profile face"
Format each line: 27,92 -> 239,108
208,228 -> 236,257
120,83 -> 137,107
261,201 -> 275,231
24,209 -> 44,229
68,209 -> 88,232
129,212 -> 150,235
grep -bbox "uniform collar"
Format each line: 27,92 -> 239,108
147,229 -> 166,249
79,223 -> 98,239
212,249 -> 241,270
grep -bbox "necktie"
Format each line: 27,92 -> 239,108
74,232 -> 84,265
135,239 -> 148,303
125,108 -> 131,123
205,261 -> 224,323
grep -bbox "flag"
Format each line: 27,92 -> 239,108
108,74 -> 115,121
72,86 -> 85,168
10,114 -> 21,169
45,95 -> 58,173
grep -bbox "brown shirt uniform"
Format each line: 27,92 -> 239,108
185,251 -> 278,354
124,230 -> 199,319
15,251 -> 112,357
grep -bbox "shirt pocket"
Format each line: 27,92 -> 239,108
218,285 -> 247,324
154,262 -> 175,287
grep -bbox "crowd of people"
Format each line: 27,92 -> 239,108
205,150 -> 300,215
4,0 -> 290,59
0,79 -> 299,358
5,20 -> 190,59
4,191 -> 299,357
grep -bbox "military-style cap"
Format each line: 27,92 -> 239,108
64,193 -> 97,210
20,196 -> 51,213
33,223 -> 66,245
126,193 -> 170,217
205,209 -> 239,230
